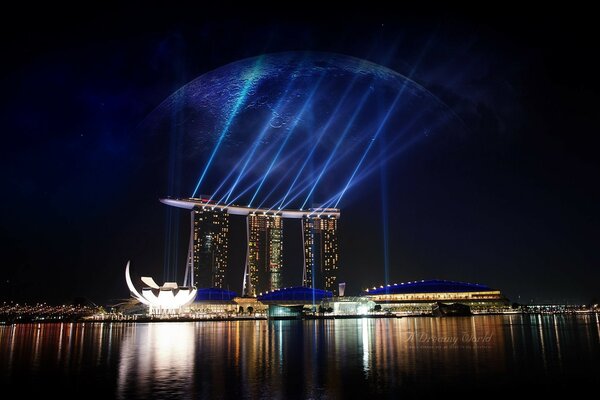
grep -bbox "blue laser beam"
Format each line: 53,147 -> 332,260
208,154 -> 247,200
273,48 -> 406,211
220,125 -> 319,209
224,147 -> 308,208
332,118 -> 437,209
228,134 -> 325,208
277,66 -> 369,209
307,197 -> 338,217
253,147 -> 308,210
272,146 -> 355,210
224,136 -> 313,207
191,57 -> 264,197
248,74 -> 326,207
209,139 -> 281,201
311,128 -> 436,219
300,85 -> 374,209
333,90 -> 403,208
272,132 -> 368,211
312,128 -> 429,216
222,66 -> 305,206
379,134 -> 390,287
331,125 -> 425,209
332,35 -> 439,209
317,132 -> 425,211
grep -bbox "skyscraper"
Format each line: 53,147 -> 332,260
187,207 -> 229,288
160,198 -> 339,296
244,213 -> 283,296
267,216 -> 283,290
303,213 -> 339,294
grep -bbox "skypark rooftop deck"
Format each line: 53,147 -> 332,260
160,197 -> 340,219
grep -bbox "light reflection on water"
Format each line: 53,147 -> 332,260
1,315 -> 599,398
117,323 -> 196,399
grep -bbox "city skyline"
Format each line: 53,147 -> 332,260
1,8 -> 598,305
2,8 -> 600,400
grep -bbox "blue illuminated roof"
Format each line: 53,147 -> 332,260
195,288 -> 237,302
257,286 -> 333,302
364,280 -> 493,295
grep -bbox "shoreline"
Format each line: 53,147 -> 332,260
2,311 -> 598,325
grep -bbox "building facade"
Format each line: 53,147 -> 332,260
303,213 -> 339,294
245,214 -> 283,296
188,207 -> 229,288
161,198 -> 340,296
363,280 -> 508,312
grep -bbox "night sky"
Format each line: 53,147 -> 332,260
1,6 -> 598,305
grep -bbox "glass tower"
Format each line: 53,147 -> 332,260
302,213 -> 339,294
244,214 -> 283,296
188,207 -> 229,288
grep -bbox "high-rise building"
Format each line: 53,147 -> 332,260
187,207 -> 229,288
244,214 -> 283,296
303,213 -> 339,294
160,198 -> 339,296
268,216 -> 283,290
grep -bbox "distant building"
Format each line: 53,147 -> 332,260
258,286 -> 333,317
257,286 -> 333,305
267,305 -> 305,318
188,287 -> 239,316
303,212 -> 339,294
194,287 -> 237,302
363,279 -> 508,312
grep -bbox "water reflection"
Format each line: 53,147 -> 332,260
117,323 -> 196,399
361,318 -> 370,376
1,315 -> 599,398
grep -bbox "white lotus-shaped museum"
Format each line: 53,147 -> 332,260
125,261 -> 197,314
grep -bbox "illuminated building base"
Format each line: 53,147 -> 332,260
125,261 -> 197,316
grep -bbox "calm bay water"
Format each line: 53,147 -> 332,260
1,315 -> 599,399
